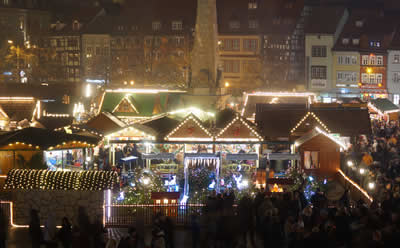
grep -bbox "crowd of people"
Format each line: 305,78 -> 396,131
343,119 -> 400,203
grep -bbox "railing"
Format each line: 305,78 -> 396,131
104,204 -> 205,227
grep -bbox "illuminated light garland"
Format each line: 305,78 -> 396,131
290,112 -> 331,134
43,113 -> 70,118
168,107 -> 215,118
1,142 -> 40,150
216,116 -> 263,141
315,127 -> 348,150
4,169 -> 118,191
105,89 -> 187,94
106,126 -> 156,141
241,92 -> 317,116
112,95 -> 139,114
0,97 -> 35,102
368,102 -> 400,116
165,114 -> 213,141
338,169 -> 373,203
97,92 -> 106,115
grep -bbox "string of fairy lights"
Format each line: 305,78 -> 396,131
216,116 -> 263,141
165,114 -> 213,141
4,169 -> 118,191
290,112 -> 331,134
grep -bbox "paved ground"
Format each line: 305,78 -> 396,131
6,227 -> 264,248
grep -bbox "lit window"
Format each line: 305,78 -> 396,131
355,20 -> 364,27
361,73 -> 368,83
394,54 -> 400,64
342,38 -> 349,45
351,56 -> 357,64
229,21 -> 240,30
171,199 -> 176,204
394,94 -> 400,105
377,56 -> 383,65
362,55 -> 369,65
369,55 -> 376,65
172,21 -> 182,30
156,200 -> 161,204
152,21 -> 161,31
370,74 -> 376,84
376,74 -> 382,83
248,1 -> 257,9
163,199 -> 168,204
352,38 -> 359,45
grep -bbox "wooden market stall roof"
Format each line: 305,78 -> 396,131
164,113 -> 213,142
86,112 -> 126,135
369,98 -> 400,114
98,89 -> 185,117
0,97 -> 38,122
215,110 -> 263,142
256,104 -> 371,139
0,127 -> 100,150
107,123 -> 158,141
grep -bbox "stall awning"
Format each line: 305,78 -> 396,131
141,153 -> 175,160
226,153 -> 259,161
265,153 -> 300,160
184,153 -> 220,159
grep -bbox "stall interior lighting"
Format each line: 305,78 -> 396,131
112,95 -> 139,114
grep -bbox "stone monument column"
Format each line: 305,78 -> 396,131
191,0 -> 219,90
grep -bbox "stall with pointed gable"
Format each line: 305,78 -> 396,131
368,98 -> 400,122
295,127 -> 347,177
215,113 -> 263,191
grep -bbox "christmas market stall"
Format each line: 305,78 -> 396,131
97,88 -> 185,124
163,113 -> 216,203
0,128 -> 100,174
368,98 -> 400,122
214,111 -> 263,192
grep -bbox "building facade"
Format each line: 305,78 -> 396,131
305,7 -> 348,97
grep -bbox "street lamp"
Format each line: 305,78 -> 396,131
130,80 -> 134,86
225,81 -> 230,87
359,168 -> 365,175
7,40 -> 13,44
347,161 -> 353,167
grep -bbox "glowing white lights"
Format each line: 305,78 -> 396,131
359,168 -> 365,174
368,182 -> 375,189
85,84 -> 92,98
347,161 -> 354,167
315,127 -> 348,150
291,112 -> 331,134
338,169 -> 373,203
215,115 -> 263,142
241,92 -> 316,116
165,114 -> 213,141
